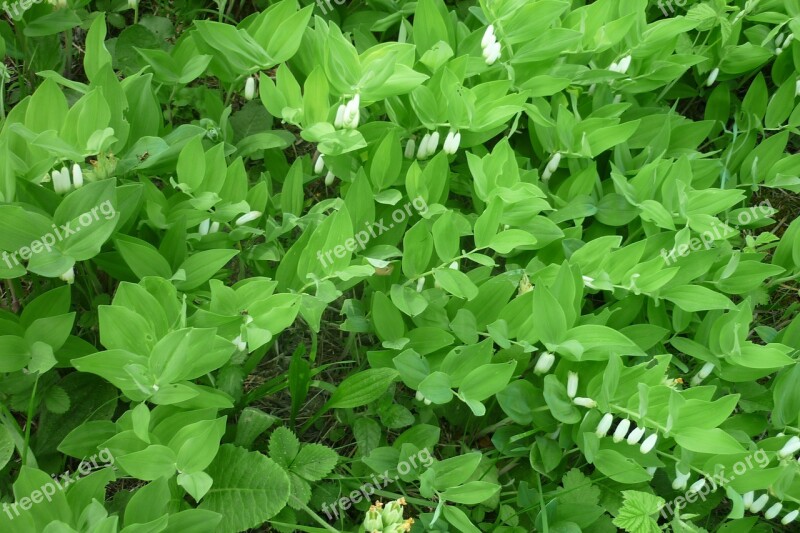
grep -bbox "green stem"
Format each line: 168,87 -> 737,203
290,496 -> 340,533
21,374 -> 40,468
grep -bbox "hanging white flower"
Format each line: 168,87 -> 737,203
613,419 -> 631,443
334,104 -> 347,129
706,67 -> 720,87
404,138 -> 416,159
567,371 -> 578,398
59,267 -> 75,284
314,154 -> 325,175
244,77 -> 257,101
572,397 -> 596,408
750,494 -> 769,513
235,211 -> 262,226
72,163 -> 83,188
533,352 -> 555,375
764,502 -> 783,520
640,433 -> 658,454
198,219 -> 211,236
595,413 -> 614,437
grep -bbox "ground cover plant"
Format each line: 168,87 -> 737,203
0,0 -> 799,531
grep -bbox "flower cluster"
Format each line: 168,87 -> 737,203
334,94 -> 361,129
775,32 -> 794,55
541,152 -> 561,180
595,414 -> 659,454
50,164 -> 83,195
481,25 -> 502,65
741,492 -> 797,524
314,154 -> 335,186
363,498 -> 414,533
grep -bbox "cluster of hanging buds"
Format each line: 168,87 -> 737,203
198,219 -> 221,236
481,25 -> 502,65
541,152 -> 561,180
314,154 -> 335,186
416,131 -> 440,160
594,415 -> 659,454
363,498 -> 415,532
334,94 -> 361,129
50,164 -> 84,195
775,32 -> 794,55
741,491 -> 797,524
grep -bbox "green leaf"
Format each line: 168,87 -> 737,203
613,491 -> 664,533
325,368 -> 398,409
199,445 -> 290,533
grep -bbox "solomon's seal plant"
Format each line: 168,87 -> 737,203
0,0 -> 799,531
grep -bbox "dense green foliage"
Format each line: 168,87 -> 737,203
1,0 -> 800,532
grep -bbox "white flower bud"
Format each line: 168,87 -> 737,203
750,494 -> 769,513
533,352 -> 555,375
765,502 -> 782,520
742,491 -> 754,509
324,171 -> 335,186
415,390 -> 424,402
59,267 -> 75,284
572,397 -> 597,408
609,61 -> 619,73
244,77 -> 257,101
209,221 -> 220,234
427,131 -> 440,154
314,154 -> 325,175
235,211 -> 262,226
640,433 -> 658,454
688,478 -> 706,495
646,466 -> 657,476
443,131 -> 455,154
128,0 -> 138,8
345,97 -> 359,128
617,55 -> 632,74
613,419 -> 631,443
595,413 -> 614,437
706,67 -> 719,86
416,277 -> 425,293
417,133 -> 431,160
71,164 -> 83,188
546,152 -> 562,173
448,261 -> 459,270
452,132 -> 461,152
698,362 -> 715,380
626,426 -> 645,445
567,371 -> 578,398
673,465 -> 691,490
52,168 -> 71,194
334,104 -> 346,128
404,138 -> 416,159
423,398 -> 432,406
778,436 -> 800,459
795,80 -> 800,97
481,25 -> 496,48
198,219 -> 211,236
483,41 -> 502,65
232,335 -> 247,352
782,509 -> 799,525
